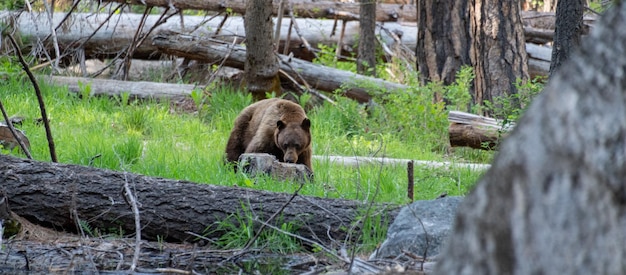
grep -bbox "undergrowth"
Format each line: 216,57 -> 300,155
0,51 -> 547,253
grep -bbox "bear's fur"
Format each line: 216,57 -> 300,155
225,98 -> 313,172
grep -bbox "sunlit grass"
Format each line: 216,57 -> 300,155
2,75 -> 488,206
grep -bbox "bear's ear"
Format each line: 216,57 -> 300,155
301,118 -> 311,130
277,120 -> 286,130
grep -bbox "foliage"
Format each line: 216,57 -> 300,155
204,203 -> 301,254
483,77 -> 544,127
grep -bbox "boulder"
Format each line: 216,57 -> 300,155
369,196 -> 462,260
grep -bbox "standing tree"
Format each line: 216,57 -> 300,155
549,0 -> 585,76
416,0 -> 471,86
357,0 -> 377,76
417,0 -> 528,112
244,0 -> 281,101
469,0 -> 529,110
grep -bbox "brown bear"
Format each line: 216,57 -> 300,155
225,98 -> 313,172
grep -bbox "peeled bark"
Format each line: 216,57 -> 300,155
0,154 -> 397,245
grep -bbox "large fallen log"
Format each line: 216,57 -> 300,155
0,154 -> 398,245
152,31 -> 408,102
103,0 -> 417,22
448,111 -> 514,150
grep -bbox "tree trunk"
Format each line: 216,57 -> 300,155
470,0 -> 529,112
0,154 -> 398,245
244,0 -> 281,101
152,31 -> 409,103
357,0 -> 377,76
435,3 -> 626,274
549,0 -> 585,76
416,0 -> 471,87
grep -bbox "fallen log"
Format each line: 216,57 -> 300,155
46,75 -> 199,100
103,0 -> 417,22
152,31 -> 408,103
448,111 -> 514,150
0,154 -> 398,245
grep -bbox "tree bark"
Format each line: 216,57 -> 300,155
470,0 -> 529,111
447,110 -> 512,150
435,3 -> 626,274
357,0 -> 377,76
0,154 -> 398,245
549,0 -> 585,77
416,0 -> 471,86
244,0 -> 281,101
152,31 -> 409,103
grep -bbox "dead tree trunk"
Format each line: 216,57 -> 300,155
0,154 -> 398,245
448,111 -> 513,150
102,0 -> 417,22
152,31 -> 408,103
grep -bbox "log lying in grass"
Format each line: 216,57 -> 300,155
448,111 -> 514,150
46,75 -> 199,100
314,155 -> 491,171
0,154 -> 398,245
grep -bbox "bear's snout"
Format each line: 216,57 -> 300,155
283,150 -> 299,163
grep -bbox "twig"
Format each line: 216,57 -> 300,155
287,7 -> 318,60
122,173 -> 142,272
41,0 -> 61,71
6,33 -> 57,162
274,0 -> 285,49
0,99 -> 32,159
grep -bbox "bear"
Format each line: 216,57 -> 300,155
225,98 -> 313,172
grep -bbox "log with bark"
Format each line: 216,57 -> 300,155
151,31 -> 408,103
448,111 -> 514,150
0,154 -> 399,245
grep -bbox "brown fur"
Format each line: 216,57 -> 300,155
225,98 -> 313,171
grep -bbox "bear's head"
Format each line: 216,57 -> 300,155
274,118 -> 311,164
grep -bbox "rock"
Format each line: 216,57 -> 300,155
238,153 -> 313,183
369,196 -> 462,260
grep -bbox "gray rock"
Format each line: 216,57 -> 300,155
369,196 -> 462,260
238,153 -> 313,183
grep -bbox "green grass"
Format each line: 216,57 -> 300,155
1,73 -> 491,254
3,75 -> 489,202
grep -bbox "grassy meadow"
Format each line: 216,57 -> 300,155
2,74 -> 492,205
